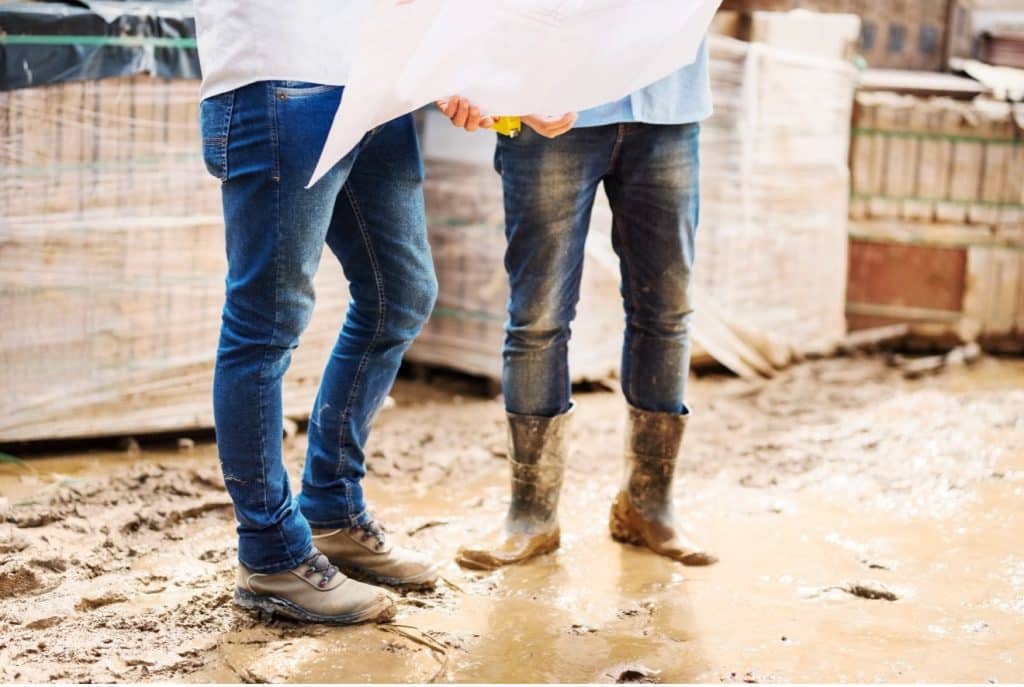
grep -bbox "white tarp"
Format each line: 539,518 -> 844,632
309,0 -> 722,186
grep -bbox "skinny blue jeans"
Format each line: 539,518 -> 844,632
199,82 -> 436,573
497,122 -> 700,418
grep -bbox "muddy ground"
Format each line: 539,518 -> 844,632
1,355 -> 1022,683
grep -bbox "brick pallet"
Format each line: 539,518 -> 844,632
847,90 -> 1024,350
0,77 -> 352,442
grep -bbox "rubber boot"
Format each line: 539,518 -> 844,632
609,405 -> 717,566
456,406 -> 572,570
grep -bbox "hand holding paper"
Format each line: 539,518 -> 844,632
435,97 -> 496,132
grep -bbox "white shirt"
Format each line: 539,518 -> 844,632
194,0 -> 372,100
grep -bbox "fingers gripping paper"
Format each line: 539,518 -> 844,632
308,0 -> 722,186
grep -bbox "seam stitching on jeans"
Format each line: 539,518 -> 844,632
266,82 -> 291,557
269,82 -> 281,183
334,184 -> 386,513
604,123 -> 626,177
613,204 -> 642,406
219,91 -> 235,181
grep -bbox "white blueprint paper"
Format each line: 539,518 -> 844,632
308,0 -> 722,186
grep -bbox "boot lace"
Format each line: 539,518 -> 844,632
302,550 -> 340,589
351,518 -> 388,552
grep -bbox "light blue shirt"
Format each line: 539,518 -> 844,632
575,38 -> 712,128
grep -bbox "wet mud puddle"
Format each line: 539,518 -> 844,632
1,357 -> 1022,682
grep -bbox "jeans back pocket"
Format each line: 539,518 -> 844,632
199,91 -> 235,181
274,82 -> 340,99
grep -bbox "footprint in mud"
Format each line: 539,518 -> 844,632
76,590 -> 129,611
0,564 -> 42,597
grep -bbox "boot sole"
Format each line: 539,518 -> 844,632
335,562 -> 441,592
609,506 -> 646,547
234,587 -> 395,625
609,496 -> 718,566
455,530 -> 561,571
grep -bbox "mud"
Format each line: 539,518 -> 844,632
1,355 -> 1022,683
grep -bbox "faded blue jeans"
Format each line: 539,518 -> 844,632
199,82 -> 436,574
497,123 -> 700,418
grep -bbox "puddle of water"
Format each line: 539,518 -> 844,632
186,457 -> 1024,683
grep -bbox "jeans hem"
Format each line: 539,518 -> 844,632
504,401 -> 576,420
303,507 -> 372,530
237,539 -> 314,575
625,398 -> 691,417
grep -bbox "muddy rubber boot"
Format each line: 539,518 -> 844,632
313,519 -> 440,591
609,405 -> 717,566
455,407 -> 572,571
234,549 -> 396,624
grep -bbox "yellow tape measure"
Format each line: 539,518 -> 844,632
492,116 -> 522,138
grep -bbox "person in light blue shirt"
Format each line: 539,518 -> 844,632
442,42 -> 717,571
575,39 -> 712,127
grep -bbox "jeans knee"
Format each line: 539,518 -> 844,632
383,271 -> 437,341
221,283 -> 315,353
505,304 -> 572,354
625,271 -> 695,340
630,305 -> 694,341
277,302 -> 316,348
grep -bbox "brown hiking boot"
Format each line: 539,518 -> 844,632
234,549 -> 396,624
609,405 -> 717,566
456,406 -> 571,571
313,519 -> 440,591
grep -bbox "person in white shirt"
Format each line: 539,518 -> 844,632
196,0 -> 443,625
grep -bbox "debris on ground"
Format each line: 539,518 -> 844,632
612,665 -> 661,683
837,324 -> 910,355
897,342 -> 984,379
808,580 -> 900,602
842,581 -> 900,602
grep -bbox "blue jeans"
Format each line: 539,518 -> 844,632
497,123 -> 700,418
199,82 -> 436,574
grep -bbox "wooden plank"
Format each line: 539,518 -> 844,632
849,96 -> 876,220
950,104 -> 985,222
963,247 -> 995,337
987,248 -> 1022,337
1000,110 -> 1024,227
871,97 -> 910,219
849,218 -> 1018,249
935,102 -> 971,223
971,102 -> 1012,225
857,69 -> 986,98
1017,252 -> 1024,336
903,100 -> 933,220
